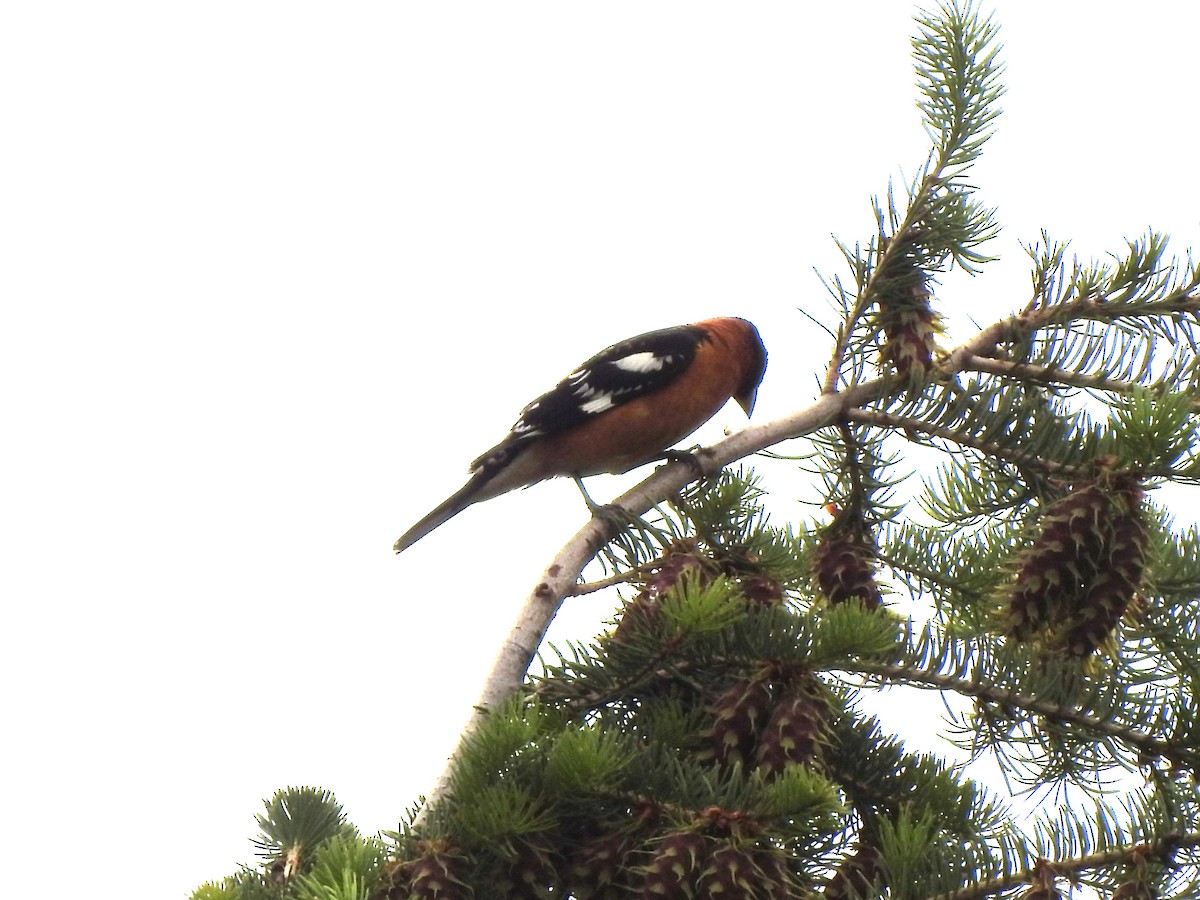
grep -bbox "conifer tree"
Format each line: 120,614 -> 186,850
194,3 -> 1200,898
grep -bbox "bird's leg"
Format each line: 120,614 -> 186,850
657,448 -> 717,528
571,480 -> 657,549
572,476 -> 643,532
572,475 -> 604,512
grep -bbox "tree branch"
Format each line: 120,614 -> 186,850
849,661 -> 1191,769
925,831 -> 1200,900
961,353 -> 1162,398
844,406 -> 1086,477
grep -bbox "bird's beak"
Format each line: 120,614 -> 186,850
736,388 -> 758,418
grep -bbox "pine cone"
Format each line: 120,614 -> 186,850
814,517 -> 883,610
740,572 -> 787,607
757,672 -> 831,775
645,542 -> 717,598
609,594 -> 663,646
823,843 -> 884,900
1055,478 -> 1148,657
695,842 -> 752,896
695,842 -> 793,899
1113,879 -> 1157,900
567,831 -> 634,899
639,830 -> 708,899
1017,886 -> 1062,900
610,542 -> 716,645
500,843 -> 560,899
1018,858 -> 1064,900
1006,478 -> 1110,640
404,840 -> 471,900
754,846 -> 799,900
875,244 -> 941,383
1006,470 -> 1147,657
704,675 -> 774,766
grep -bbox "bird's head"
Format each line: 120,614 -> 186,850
733,319 -> 767,417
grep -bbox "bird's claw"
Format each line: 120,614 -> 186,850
590,502 -> 637,529
661,448 -> 706,479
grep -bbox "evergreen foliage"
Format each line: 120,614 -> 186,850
194,2 -> 1200,897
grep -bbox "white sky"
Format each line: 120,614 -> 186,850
4,4 -> 1199,897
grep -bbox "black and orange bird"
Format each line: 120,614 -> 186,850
393,317 -> 767,553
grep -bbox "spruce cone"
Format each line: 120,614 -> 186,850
1017,887 -> 1063,900
757,672 -> 831,775
1113,879 -> 1157,900
1018,859 -> 1064,900
1112,844 -> 1159,900
814,516 -> 883,610
755,846 -> 798,899
609,594 -> 663,646
610,542 -> 715,645
1006,478 -> 1111,640
1006,470 -> 1147,656
823,843 -> 884,900
705,675 -> 774,766
404,840 -> 471,900
567,831 -> 634,899
695,842 -> 750,896
695,841 -> 789,899
875,245 -> 940,383
1056,478 -> 1148,657
740,572 -> 787,607
493,844 -> 559,899
640,830 -> 708,899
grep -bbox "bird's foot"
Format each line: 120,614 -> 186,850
572,476 -> 643,530
661,447 -> 706,479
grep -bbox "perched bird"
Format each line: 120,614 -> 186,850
393,317 -> 767,554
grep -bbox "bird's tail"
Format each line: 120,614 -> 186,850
392,472 -> 491,554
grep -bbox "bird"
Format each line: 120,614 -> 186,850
393,316 -> 767,554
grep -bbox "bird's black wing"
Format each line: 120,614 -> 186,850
468,323 -> 706,470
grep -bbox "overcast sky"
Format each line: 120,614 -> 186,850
4,3 -> 1199,897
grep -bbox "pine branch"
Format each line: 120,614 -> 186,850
568,568 -> 645,597
848,661 -> 1193,771
961,353 -> 1190,399
926,831 -> 1200,900
844,406 -> 1087,478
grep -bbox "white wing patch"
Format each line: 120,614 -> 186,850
564,352 -> 677,414
579,392 -> 616,414
569,377 -> 616,413
570,371 -> 599,399
613,351 -> 673,373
